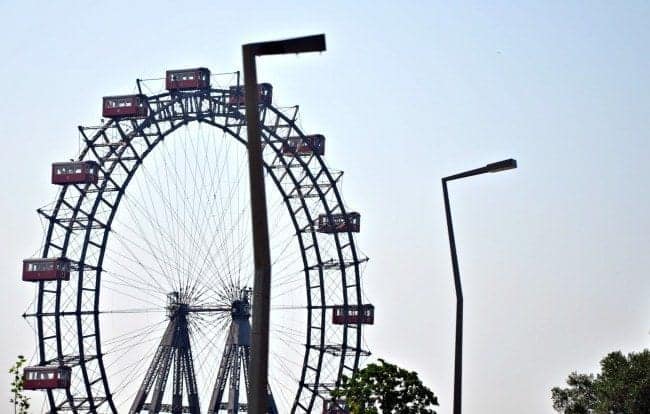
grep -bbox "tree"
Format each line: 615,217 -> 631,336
551,372 -> 596,414
331,359 -> 438,414
551,349 -> 650,414
9,355 -> 30,414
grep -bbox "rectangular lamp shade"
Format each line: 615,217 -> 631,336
486,159 -> 517,172
247,34 -> 326,56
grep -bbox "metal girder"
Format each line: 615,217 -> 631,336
207,292 -> 278,414
129,310 -> 200,414
207,330 -> 234,413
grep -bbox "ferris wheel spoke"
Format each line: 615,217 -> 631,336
193,149 -> 249,294
182,124 -> 218,283
206,206 -> 250,283
101,308 -> 164,314
143,133 -> 239,297
187,129 -> 235,281
187,316 -> 232,404
152,138 -> 187,288
103,333 -> 165,361
137,137 -> 215,290
272,279 -> 309,302
268,355 -> 296,408
271,323 -> 307,344
187,179 -> 251,300
107,230 -> 186,294
271,305 -> 308,311
127,172 -> 202,291
272,268 -> 305,288
170,127 -> 230,294
109,215 -> 187,282
169,125 -> 196,291
101,281 -> 166,309
188,134 -> 236,293
101,320 -> 170,397
186,202 -> 246,302
117,190 -> 191,292
101,250 -> 172,297
104,254 -> 168,294
109,346 -> 160,408
194,191 -> 296,300
103,318 -> 168,348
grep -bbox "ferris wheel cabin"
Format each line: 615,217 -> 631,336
323,400 -> 348,414
22,257 -> 71,282
166,67 -> 211,91
228,83 -> 273,106
282,134 -> 326,156
23,366 -> 71,390
332,304 -> 375,325
51,161 -> 99,185
102,94 -> 148,118
317,212 -> 360,233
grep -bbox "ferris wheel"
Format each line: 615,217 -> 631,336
20,67 -> 374,414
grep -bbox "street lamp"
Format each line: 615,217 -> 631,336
242,34 -> 326,414
442,158 -> 517,414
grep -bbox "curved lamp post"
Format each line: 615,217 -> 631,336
442,158 -> 517,414
243,34 -> 326,414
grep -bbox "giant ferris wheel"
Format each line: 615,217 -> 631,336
21,67 -> 374,413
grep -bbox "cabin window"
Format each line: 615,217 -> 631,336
172,72 -> 195,81
26,260 -> 68,272
27,262 -> 54,272
106,98 -> 134,108
26,371 -> 54,380
56,261 -> 70,271
56,166 -> 74,175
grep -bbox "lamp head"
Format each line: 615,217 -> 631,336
247,34 -> 326,56
485,159 -> 517,173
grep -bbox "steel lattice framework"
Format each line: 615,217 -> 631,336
25,79 -> 371,413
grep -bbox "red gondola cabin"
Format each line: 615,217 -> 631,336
317,213 -> 360,233
23,366 -> 71,390
102,94 -> 148,118
282,135 -> 325,157
166,68 -> 210,91
323,400 -> 348,414
22,258 -> 71,282
51,161 -> 99,185
228,83 -> 273,106
332,304 -> 375,325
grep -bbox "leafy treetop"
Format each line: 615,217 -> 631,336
551,349 -> 650,414
331,358 -> 438,414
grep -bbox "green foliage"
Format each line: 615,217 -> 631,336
551,373 -> 596,414
551,349 -> 650,414
331,359 -> 438,414
9,355 -> 30,414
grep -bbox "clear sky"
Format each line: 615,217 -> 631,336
1,1 -> 649,413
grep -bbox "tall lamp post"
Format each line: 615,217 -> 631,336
442,158 -> 517,414
243,34 -> 326,414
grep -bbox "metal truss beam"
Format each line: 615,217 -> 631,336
129,310 -> 200,414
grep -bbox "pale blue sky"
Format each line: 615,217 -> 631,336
1,1 -> 649,413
